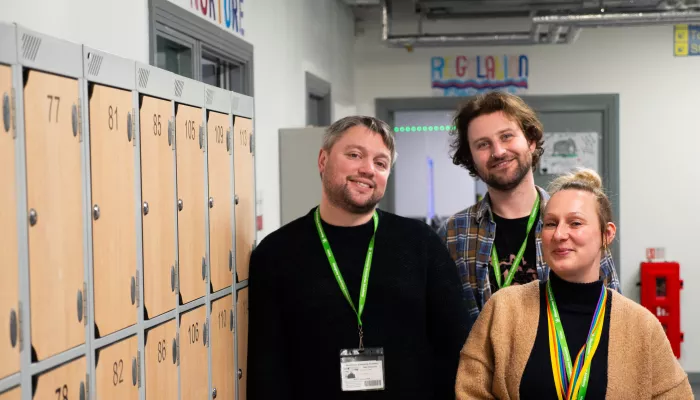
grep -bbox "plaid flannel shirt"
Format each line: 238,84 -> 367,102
437,186 -> 621,319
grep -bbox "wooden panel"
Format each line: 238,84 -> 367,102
0,65 -> 19,379
175,104 -> 206,304
145,319 -> 177,400
211,295 -> 234,400
90,84 -> 137,337
0,386 -> 20,400
207,111 -> 233,292
95,335 -> 139,400
140,95 -> 175,319
179,305 -> 208,400
32,356 -> 86,400
24,70 -> 84,360
236,288 -> 249,400
233,117 -> 254,282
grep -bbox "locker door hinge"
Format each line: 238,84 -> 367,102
175,261 -> 179,294
11,87 -> 16,139
176,334 -> 180,366
135,270 -> 140,308
78,103 -> 83,142
132,108 -> 136,147
83,282 -> 87,326
17,301 -> 23,351
137,350 -> 142,388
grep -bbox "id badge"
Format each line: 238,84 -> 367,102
339,347 -> 385,391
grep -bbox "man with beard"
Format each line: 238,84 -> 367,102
247,116 -> 472,399
437,92 -> 620,320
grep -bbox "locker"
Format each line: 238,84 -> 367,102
207,111 -> 233,292
24,69 -> 85,360
0,387 -> 20,400
175,104 -> 206,304
140,95 -> 176,319
210,295 -> 234,400
0,64 -> 19,379
145,319 -> 177,400
89,83 -> 137,337
236,288 -> 249,400
179,305 -> 208,399
233,117 -> 255,282
32,356 -> 86,399
95,335 -> 139,399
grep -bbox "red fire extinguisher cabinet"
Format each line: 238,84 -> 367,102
639,262 -> 684,358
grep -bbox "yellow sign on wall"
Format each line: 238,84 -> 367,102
673,24 -> 700,56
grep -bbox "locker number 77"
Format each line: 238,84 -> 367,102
47,95 -> 60,123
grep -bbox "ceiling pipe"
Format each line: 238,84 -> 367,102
381,0 -> 700,48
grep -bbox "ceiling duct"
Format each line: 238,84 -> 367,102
380,0 -> 700,48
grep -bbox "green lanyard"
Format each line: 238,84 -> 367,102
314,207 -> 379,348
546,279 -> 608,400
490,194 -> 540,289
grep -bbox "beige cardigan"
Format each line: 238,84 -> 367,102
456,280 -> 693,399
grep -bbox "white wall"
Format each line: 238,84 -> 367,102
355,24 -> 700,372
246,0 -> 357,238
1,0 -> 357,240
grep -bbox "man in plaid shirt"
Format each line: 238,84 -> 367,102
437,92 -> 620,319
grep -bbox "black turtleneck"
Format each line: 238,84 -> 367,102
520,272 -> 611,399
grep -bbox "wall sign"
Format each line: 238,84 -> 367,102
168,0 -> 246,40
430,55 -> 529,96
539,132 -> 599,175
673,24 -> 700,56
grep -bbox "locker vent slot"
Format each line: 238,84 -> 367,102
206,89 -> 214,106
87,54 -> 104,76
138,68 -> 150,89
21,34 -> 42,61
174,80 -> 184,98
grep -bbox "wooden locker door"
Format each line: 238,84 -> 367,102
140,95 -> 176,319
175,104 -> 206,304
179,305 -> 208,400
233,117 -> 254,282
0,387 -> 20,400
95,335 -> 139,399
24,70 -> 84,361
211,295 -> 234,400
0,64 -> 19,379
89,84 -> 137,337
236,288 -> 249,400
32,356 -> 86,399
207,111 -> 233,292
145,319 -> 177,400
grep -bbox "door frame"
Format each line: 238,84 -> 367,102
375,94 -> 620,273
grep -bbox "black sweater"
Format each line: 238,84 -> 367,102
520,271 -> 611,399
247,208 -> 472,399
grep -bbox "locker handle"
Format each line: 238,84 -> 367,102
143,202 -> 149,216
77,289 -> 83,322
93,204 -> 100,220
170,265 -> 176,292
212,388 -> 217,399
131,357 -> 137,386
229,310 -> 233,332
209,197 -> 214,208
127,112 -> 133,142
178,199 -> 183,212
80,381 -> 85,400
9,309 -> 17,348
234,195 -> 239,205
201,257 -> 207,281
238,369 -> 243,379
229,250 -> 233,272
130,276 -> 136,305
71,104 -> 78,137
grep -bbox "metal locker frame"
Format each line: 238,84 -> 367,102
231,91 -> 255,400
0,20 -> 20,396
81,45 -> 140,399
203,82 -> 235,400
0,22 -> 258,400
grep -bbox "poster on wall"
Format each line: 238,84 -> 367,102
673,24 -> 700,56
539,132 -> 599,175
430,54 -> 529,97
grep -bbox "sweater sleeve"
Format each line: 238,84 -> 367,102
648,316 -> 694,399
455,291 -> 497,400
246,244 -> 292,399
425,228 -> 474,399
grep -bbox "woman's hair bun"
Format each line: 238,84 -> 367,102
547,167 -> 603,193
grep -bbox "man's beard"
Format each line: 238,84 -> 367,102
322,172 -> 382,214
477,152 -> 532,191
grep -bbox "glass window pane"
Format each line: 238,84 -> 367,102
202,54 -> 221,87
230,64 -> 244,93
156,35 -> 193,79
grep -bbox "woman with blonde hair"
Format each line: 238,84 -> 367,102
455,168 -> 692,399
